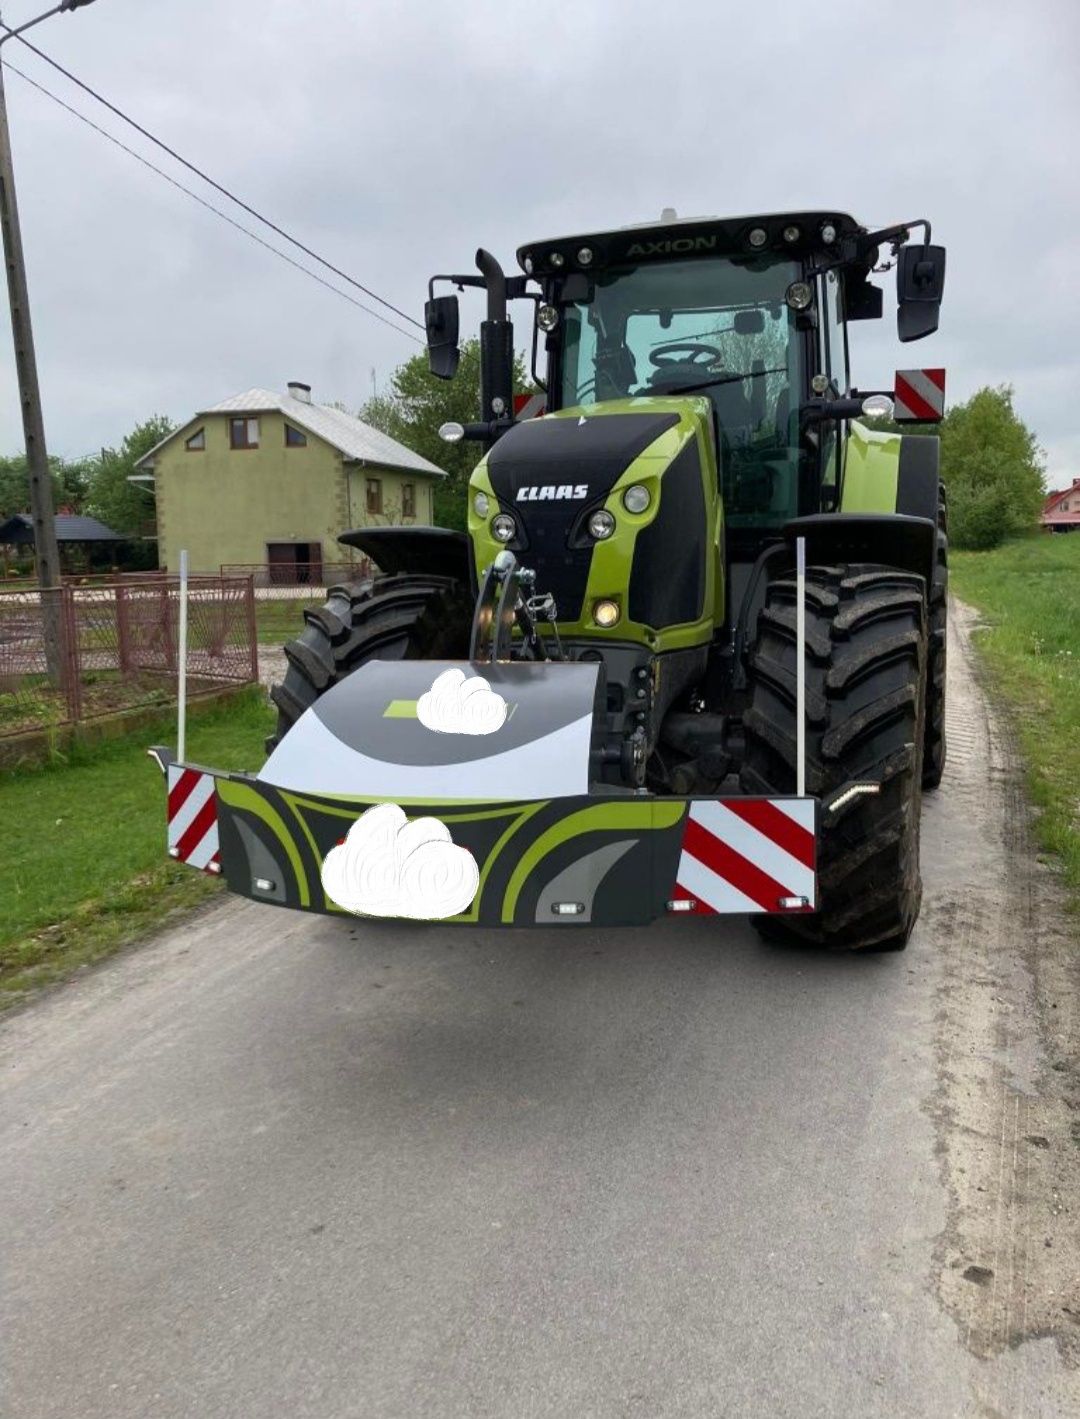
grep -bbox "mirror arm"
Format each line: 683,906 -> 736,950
427,273 -> 487,300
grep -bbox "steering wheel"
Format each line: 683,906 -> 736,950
649,342 -> 723,371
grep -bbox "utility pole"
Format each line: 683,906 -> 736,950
0,58 -> 60,595
0,2 -> 97,673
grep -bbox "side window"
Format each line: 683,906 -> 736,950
284,424 -> 307,448
185,427 -> 205,451
402,483 -> 415,518
366,478 -> 382,515
824,270 -> 848,393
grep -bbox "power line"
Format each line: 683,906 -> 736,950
2,24 -> 424,332
1,57 -> 423,344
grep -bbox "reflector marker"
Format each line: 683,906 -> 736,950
166,765 -> 220,874
894,368 -> 946,421
673,797 -> 817,915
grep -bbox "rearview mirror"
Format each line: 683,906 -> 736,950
734,309 -> 765,335
425,295 -> 460,380
896,243 -> 946,342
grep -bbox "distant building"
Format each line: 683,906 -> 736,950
1041,478 -> 1080,533
135,381 -> 446,576
0,512 -> 125,574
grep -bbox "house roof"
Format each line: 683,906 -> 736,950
0,513 -> 125,545
1041,479 -> 1080,523
135,388 -> 446,477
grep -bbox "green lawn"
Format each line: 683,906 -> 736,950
0,687 -> 275,1003
254,596 -> 322,645
951,533 -> 1080,901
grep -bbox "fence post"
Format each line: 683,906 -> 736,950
116,583 -> 133,675
59,586 -> 82,724
244,575 -> 258,684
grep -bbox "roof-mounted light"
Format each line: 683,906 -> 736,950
537,304 -> 559,332
577,246 -> 594,266
820,222 -> 838,245
549,251 -> 565,269
782,224 -> 800,244
748,227 -> 768,249
785,281 -> 814,311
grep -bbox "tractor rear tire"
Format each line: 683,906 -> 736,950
266,572 -> 472,753
740,563 -> 928,952
922,484 -> 949,789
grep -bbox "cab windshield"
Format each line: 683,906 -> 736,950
558,255 -> 803,526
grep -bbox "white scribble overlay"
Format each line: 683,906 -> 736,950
416,668 -> 508,735
320,803 -> 478,919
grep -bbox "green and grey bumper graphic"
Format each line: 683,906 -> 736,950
214,776 -> 688,925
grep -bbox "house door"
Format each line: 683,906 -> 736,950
267,542 -> 323,585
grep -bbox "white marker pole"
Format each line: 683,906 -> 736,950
795,536 -> 806,798
177,549 -> 189,765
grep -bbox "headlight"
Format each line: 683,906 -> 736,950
593,599 -> 620,628
622,484 -> 650,514
473,490 -> 490,517
491,513 -> 516,542
587,509 -> 615,540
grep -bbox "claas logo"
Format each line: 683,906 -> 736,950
516,484 -> 588,502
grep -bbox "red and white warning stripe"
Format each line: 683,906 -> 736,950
894,368 -> 945,422
672,798 -> 816,914
167,765 -> 221,873
513,392 -> 546,421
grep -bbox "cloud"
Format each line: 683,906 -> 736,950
417,668 -> 508,736
320,803 -> 478,920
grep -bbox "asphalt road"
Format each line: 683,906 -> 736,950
2,609 -> 1078,1418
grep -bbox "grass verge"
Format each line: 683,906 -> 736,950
951,533 -> 1080,902
0,686 -> 274,1006
254,596 -> 323,645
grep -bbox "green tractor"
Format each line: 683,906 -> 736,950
159,210 -> 948,952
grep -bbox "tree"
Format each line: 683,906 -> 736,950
359,340 -> 533,529
871,385 -> 1045,550
936,386 -> 1044,550
0,452 -> 94,520
87,414 -> 175,544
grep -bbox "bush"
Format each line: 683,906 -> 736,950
938,386 -> 1044,550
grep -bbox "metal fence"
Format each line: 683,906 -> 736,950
220,559 -> 373,590
0,576 -> 257,740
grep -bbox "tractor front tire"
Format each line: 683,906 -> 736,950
741,563 -> 928,952
266,572 -> 472,753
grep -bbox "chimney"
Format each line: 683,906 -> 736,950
287,381 -> 312,404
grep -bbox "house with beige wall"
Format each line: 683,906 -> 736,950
136,381 -> 445,577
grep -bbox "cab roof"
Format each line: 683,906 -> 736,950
517,210 -> 863,278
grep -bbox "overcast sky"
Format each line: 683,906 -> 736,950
1,0 -> 1077,480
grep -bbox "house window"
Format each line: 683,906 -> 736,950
230,417 -> 260,450
185,427 -> 205,451
285,424 -> 307,448
402,483 -> 415,518
366,478 -> 382,515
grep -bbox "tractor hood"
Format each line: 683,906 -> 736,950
474,400 -> 713,632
